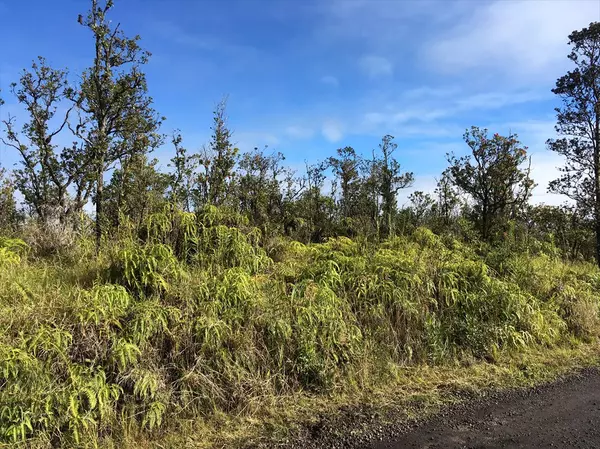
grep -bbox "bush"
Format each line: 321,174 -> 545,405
1,216 -> 600,446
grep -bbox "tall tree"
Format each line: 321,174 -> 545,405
1,58 -> 91,225
372,135 -> 414,237
197,99 -> 239,207
548,22 -> 600,265
71,0 -> 163,252
168,131 -> 199,213
328,146 -> 362,222
237,147 -> 286,232
447,127 -> 534,240
435,168 -> 460,225
302,160 -> 333,242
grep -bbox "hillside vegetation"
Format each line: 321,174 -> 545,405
1,207 -> 599,447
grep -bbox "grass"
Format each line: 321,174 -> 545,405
1,207 -> 600,447
129,342 -> 600,448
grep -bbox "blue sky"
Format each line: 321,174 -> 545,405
1,0 -> 599,205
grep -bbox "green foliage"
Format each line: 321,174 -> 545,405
111,242 -> 181,295
447,127 -> 534,240
2,7 -> 600,446
527,204 -> 594,261
0,168 -> 19,232
105,154 -> 170,230
0,237 -> 27,267
2,209 -> 600,446
0,57 -> 87,226
548,22 -> 600,265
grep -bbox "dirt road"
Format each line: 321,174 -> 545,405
373,368 -> 600,449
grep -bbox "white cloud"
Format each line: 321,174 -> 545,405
317,0 -> 461,48
454,90 -> 547,111
233,131 -> 280,151
499,119 -> 557,144
322,120 -> 344,142
149,20 -> 262,75
359,87 -> 547,133
402,86 -> 462,100
359,55 -> 393,78
320,75 -> 339,87
426,0 -> 597,78
285,125 -> 315,139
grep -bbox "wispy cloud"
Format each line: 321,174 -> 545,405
359,55 -> 393,79
316,0 -> 460,49
320,75 -> 339,87
285,125 -> 315,139
154,20 -> 259,56
425,0 -> 597,79
322,120 -> 344,142
233,131 -> 280,151
358,87 -> 547,133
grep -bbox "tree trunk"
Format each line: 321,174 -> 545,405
95,158 -> 104,254
115,157 -> 131,232
594,146 -> 600,267
595,92 -> 600,267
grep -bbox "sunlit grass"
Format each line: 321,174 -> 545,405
1,209 -> 599,447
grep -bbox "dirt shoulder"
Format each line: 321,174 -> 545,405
374,367 -> 600,449
281,366 -> 600,449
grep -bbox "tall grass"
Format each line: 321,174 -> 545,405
1,210 -> 599,446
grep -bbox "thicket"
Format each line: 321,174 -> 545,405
1,206 -> 599,446
1,1 -> 600,446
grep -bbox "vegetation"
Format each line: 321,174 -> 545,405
1,2 -> 600,447
548,22 -> 600,265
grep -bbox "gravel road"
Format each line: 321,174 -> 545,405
373,368 -> 600,449
283,368 -> 600,449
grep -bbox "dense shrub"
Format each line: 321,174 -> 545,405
1,219 -> 599,446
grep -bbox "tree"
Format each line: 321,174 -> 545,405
447,127 -> 534,240
434,169 -> 460,225
71,0 -> 163,252
372,135 -> 414,237
196,99 -> 239,207
408,190 -> 435,226
237,147 -> 286,232
328,146 -> 362,221
105,154 -> 169,229
526,204 -> 594,261
1,58 -> 91,225
548,22 -> 600,265
168,131 -> 199,213
300,160 -> 334,242
0,168 -> 19,232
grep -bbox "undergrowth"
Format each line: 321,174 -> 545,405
1,208 -> 600,447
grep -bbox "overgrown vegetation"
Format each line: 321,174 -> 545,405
1,212 -> 600,447
1,1 -> 600,447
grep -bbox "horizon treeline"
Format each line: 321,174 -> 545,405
0,0 -> 599,265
